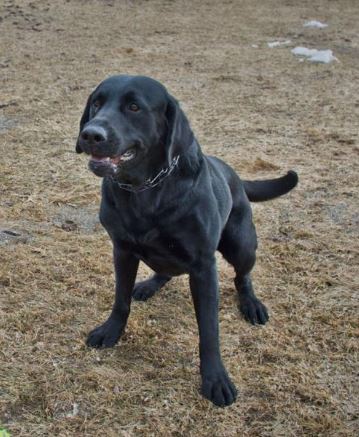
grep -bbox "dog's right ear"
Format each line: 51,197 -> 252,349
75,92 -> 93,153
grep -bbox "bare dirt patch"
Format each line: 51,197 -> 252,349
0,0 -> 358,435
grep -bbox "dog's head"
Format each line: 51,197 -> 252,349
76,75 -> 194,183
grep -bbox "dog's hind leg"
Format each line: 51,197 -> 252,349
218,202 -> 269,325
132,273 -> 171,301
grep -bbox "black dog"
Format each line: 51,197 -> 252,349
76,75 -> 298,407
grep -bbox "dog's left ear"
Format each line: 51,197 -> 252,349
75,92 -> 93,153
165,95 -> 194,163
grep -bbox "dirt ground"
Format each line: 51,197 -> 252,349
0,0 -> 358,435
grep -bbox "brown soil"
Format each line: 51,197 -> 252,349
0,0 -> 358,435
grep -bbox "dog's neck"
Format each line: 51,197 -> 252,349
110,155 -> 180,193
109,139 -> 203,193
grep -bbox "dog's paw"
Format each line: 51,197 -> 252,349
201,370 -> 238,407
86,318 -> 124,348
239,296 -> 269,325
132,280 -> 158,301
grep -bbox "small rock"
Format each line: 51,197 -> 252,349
61,220 -> 78,232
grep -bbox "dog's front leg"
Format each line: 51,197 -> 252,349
189,257 -> 237,407
86,245 -> 139,348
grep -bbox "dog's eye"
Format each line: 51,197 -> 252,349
93,100 -> 101,112
128,103 -> 140,112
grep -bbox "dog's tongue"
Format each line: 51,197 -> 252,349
91,156 -> 111,163
90,155 -> 122,164
89,155 -> 118,177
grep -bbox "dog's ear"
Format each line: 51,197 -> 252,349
75,92 -> 93,153
165,95 -> 194,163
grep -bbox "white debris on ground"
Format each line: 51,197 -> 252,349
303,20 -> 328,28
66,403 -> 79,418
267,39 -> 292,48
263,21 -> 337,63
291,47 -> 338,63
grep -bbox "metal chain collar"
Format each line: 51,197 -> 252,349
110,155 -> 180,193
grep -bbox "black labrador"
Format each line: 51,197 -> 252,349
76,75 -> 298,407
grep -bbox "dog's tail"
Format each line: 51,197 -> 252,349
243,170 -> 298,202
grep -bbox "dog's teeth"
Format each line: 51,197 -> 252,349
121,150 -> 135,161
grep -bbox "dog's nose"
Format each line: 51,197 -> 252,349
80,126 -> 107,145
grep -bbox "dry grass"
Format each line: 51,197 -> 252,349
0,0 -> 358,435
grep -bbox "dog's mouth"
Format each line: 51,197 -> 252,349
88,148 -> 137,177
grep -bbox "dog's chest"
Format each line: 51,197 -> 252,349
101,205 -> 198,275
122,228 -> 195,276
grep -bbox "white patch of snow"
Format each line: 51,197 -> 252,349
309,50 -> 337,63
267,40 -> 292,48
291,46 -> 338,63
292,47 -> 318,57
304,20 -> 328,29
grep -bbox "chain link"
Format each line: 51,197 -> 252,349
110,155 -> 180,193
